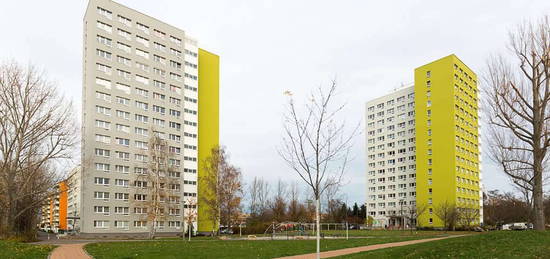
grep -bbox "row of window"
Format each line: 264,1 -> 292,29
93,220 -> 187,229
93,191 -> 197,201
367,191 -> 416,200
94,163 -> 197,174
367,93 -> 415,112
96,6 -> 197,55
96,48 -> 196,85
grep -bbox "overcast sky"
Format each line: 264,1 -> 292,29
1,0 -> 549,205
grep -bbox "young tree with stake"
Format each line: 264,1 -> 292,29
279,81 -> 358,258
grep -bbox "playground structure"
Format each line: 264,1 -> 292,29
264,222 -> 350,240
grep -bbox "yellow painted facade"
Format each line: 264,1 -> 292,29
197,49 -> 220,233
415,55 -> 481,227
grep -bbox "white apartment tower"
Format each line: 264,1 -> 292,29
365,86 -> 417,227
80,0 -> 219,235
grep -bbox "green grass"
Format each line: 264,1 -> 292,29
0,240 -> 55,259
85,235 -> 444,259
336,231 -> 550,258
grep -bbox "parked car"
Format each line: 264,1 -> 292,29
510,222 -> 528,230
501,224 -> 512,230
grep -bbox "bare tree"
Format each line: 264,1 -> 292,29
201,146 -> 243,234
279,80 -> 358,258
405,202 -> 428,233
458,207 -> 480,230
287,182 -> 301,221
183,198 -> 197,241
433,200 -> 459,231
136,132 -> 181,239
0,62 -> 77,239
271,179 -> 287,222
484,16 -> 550,231
248,177 -> 271,217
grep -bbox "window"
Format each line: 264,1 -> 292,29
154,42 -> 166,52
95,148 -> 110,157
135,154 -> 148,162
95,120 -> 111,129
134,194 -> 147,201
117,56 -> 131,66
152,105 -> 165,115
136,23 -> 149,34
170,48 -> 182,57
115,165 -> 130,174
135,88 -> 149,98
135,62 -> 149,72
153,80 -> 166,90
96,21 -> 112,33
96,106 -> 111,116
117,29 -> 131,41
97,7 -> 112,19
185,49 -> 198,57
116,137 -> 130,146
154,29 -> 166,38
136,75 -> 149,85
136,49 -> 149,59
170,36 -> 182,45
94,206 -> 110,214
117,42 -> 131,53
95,134 -> 110,144
170,72 -> 182,81
114,192 -> 129,201
134,221 -> 147,228
114,220 -> 129,229
97,63 -> 111,74
170,60 -> 181,69
135,127 -> 148,136
184,61 -> 197,69
97,35 -> 112,47
94,177 -> 109,185
116,124 -> 130,133
116,96 -> 130,105
116,110 -> 130,120
96,49 -> 112,60
136,35 -> 149,47
95,163 -> 110,172
116,151 -> 130,160
94,191 -> 109,200
154,68 -> 166,77
93,220 -> 109,229
153,55 -> 166,64
135,140 -> 148,149
153,118 -> 165,127
153,92 -> 166,100
115,179 -> 129,188
171,85 -> 181,94
170,97 -> 181,106
135,100 -> 148,110
135,114 -> 149,123
118,15 -> 131,27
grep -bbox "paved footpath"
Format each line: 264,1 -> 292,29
276,235 -> 466,259
49,243 -> 92,259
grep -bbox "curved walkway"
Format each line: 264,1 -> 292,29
275,235 -> 467,259
49,243 -> 91,259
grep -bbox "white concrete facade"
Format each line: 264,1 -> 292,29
365,86 -> 417,228
81,0 -> 199,234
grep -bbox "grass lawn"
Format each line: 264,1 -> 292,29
0,240 -> 55,259
85,234 -> 446,259
336,231 -> 550,258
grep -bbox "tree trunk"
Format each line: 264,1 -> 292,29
533,154 -> 545,231
315,198 -> 320,259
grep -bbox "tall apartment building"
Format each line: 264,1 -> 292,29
365,55 -> 482,228
81,0 -> 219,235
39,181 -> 69,232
